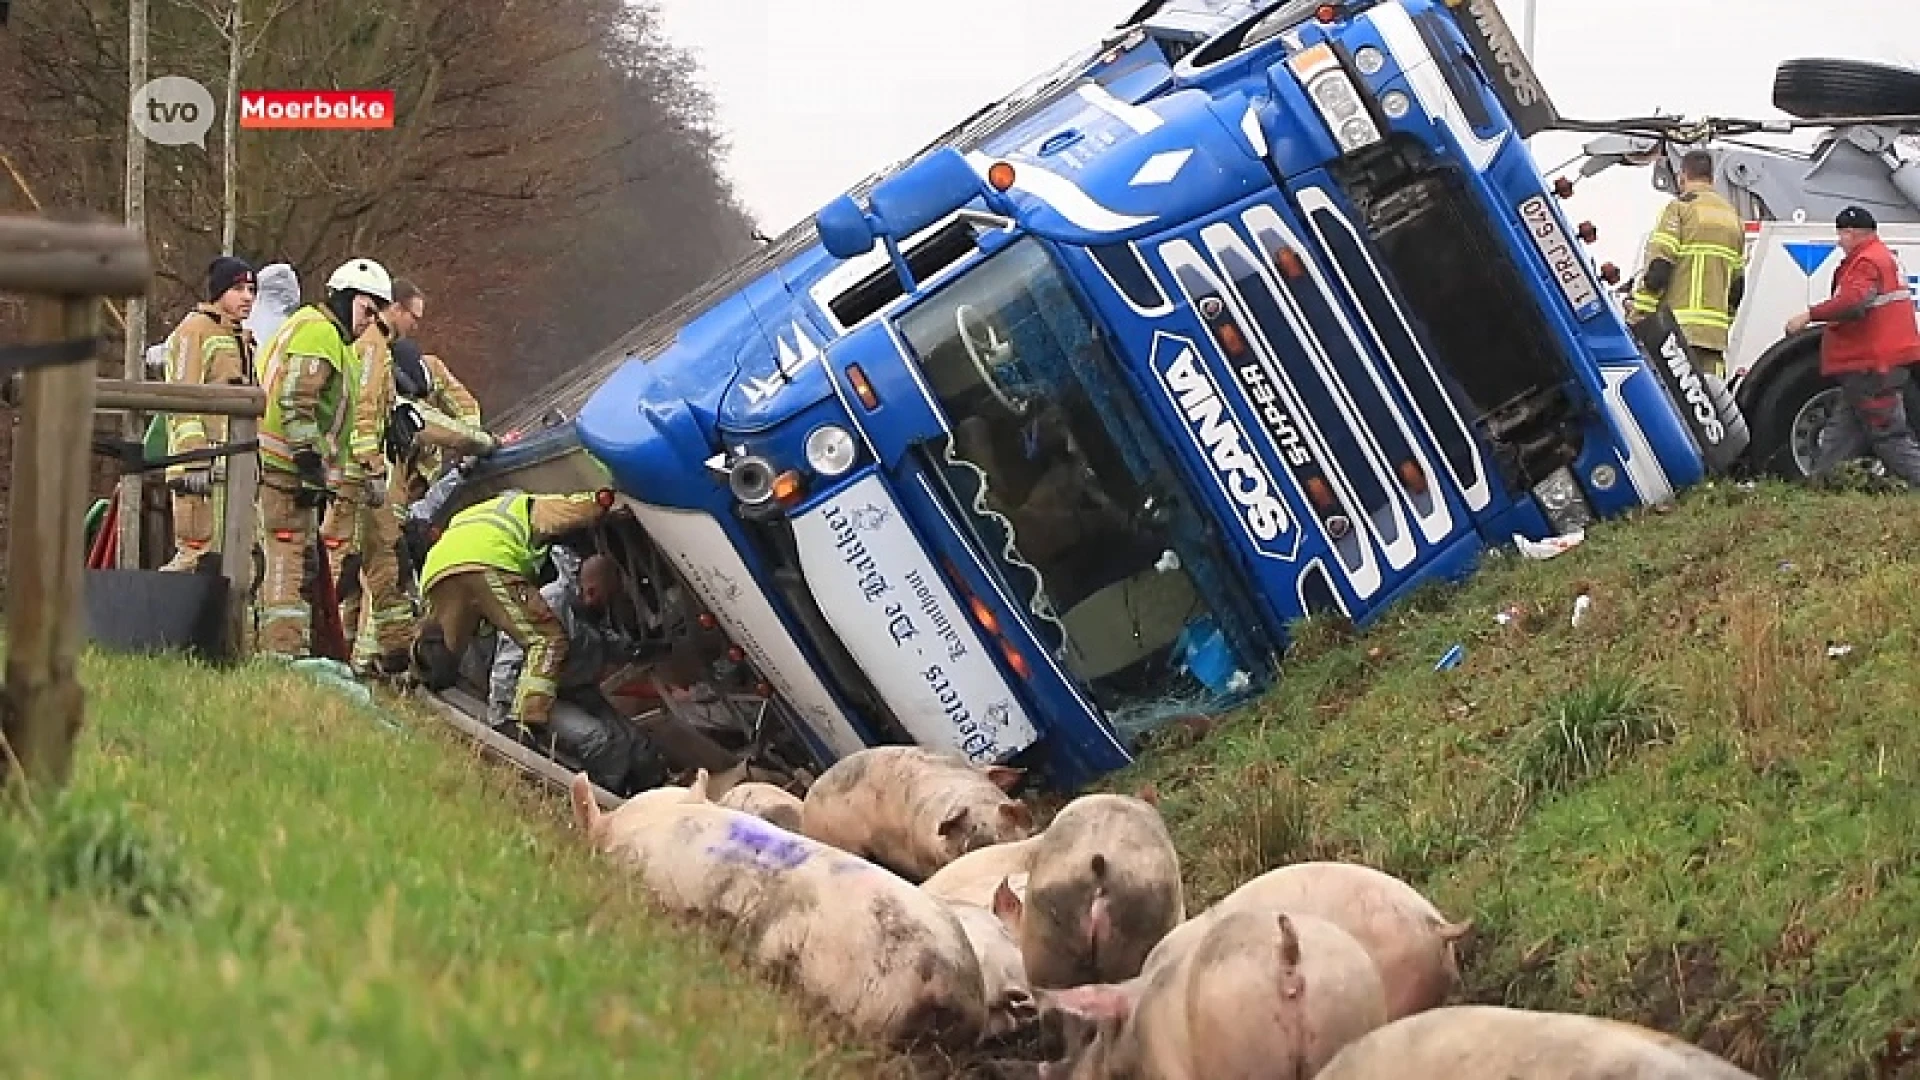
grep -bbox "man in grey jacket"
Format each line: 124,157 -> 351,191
487,551 -> 668,795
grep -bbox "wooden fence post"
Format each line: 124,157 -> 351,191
0,213 -> 151,802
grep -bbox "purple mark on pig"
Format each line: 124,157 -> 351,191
707,817 -> 812,872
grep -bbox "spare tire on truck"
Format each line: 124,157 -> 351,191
1772,57 -> 1920,120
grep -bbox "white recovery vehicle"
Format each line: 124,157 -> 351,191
1566,57 -> 1920,479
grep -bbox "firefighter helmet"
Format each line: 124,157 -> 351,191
325,257 -> 393,304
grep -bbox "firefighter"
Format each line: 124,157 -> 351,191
1786,206 -> 1920,488
1628,150 -> 1748,379
159,256 -> 257,572
252,256 -> 393,659
390,342 -> 491,506
486,551 -> 670,795
409,489 -> 615,742
323,278 -> 424,663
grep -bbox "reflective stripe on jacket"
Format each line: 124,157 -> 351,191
1629,186 -> 1746,351
418,489 -> 609,594
1809,236 -> 1920,376
255,305 -> 358,481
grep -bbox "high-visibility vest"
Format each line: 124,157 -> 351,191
255,305 -> 359,479
418,491 -> 546,594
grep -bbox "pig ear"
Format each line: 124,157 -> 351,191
687,768 -> 713,803
998,800 -> 1033,832
938,806 -> 971,838
984,765 -> 1024,792
993,877 -> 1024,929
568,772 -> 602,844
1136,782 -> 1160,808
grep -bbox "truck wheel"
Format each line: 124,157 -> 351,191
1746,348 -> 1838,480
1772,58 -> 1920,120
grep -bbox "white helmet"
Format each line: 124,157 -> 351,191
325,257 -> 393,304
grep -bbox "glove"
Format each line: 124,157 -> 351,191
364,473 -> 389,508
292,448 -> 329,509
475,432 -> 500,458
176,469 -> 213,496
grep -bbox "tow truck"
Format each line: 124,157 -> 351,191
1565,56 -> 1920,479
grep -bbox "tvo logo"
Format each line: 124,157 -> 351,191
131,76 -> 216,148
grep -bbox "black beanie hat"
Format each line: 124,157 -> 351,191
1835,206 -> 1877,231
207,256 -> 255,301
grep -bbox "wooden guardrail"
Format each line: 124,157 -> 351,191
0,212 -> 151,801
91,378 -> 265,658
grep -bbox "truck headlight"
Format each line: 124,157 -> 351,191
1530,466 -> 1594,535
1287,43 -> 1383,154
804,424 -> 858,477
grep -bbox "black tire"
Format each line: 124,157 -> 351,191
1745,343 -> 1834,479
1772,58 -> 1920,121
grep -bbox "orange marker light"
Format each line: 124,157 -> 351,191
771,470 -> 804,506
969,596 -> 1001,636
698,612 -> 718,630
1399,460 -> 1429,495
727,645 -> 747,663
1000,640 -> 1033,680
846,363 -> 880,409
756,681 -> 774,698
1277,246 -> 1306,279
1315,3 -> 1338,22
987,161 -> 1017,192
1306,476 -> 1335,510
1216,322 -> 1248,357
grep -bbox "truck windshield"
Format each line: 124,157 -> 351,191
897,237 -> 1212,711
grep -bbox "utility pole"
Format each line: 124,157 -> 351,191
221,0 -> 242,254
1520,0 -> 1539,153
118,0 -> 150,569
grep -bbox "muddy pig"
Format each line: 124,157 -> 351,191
945,879 -> 1040,1041
1041,910 -> 1388,1079
1163,861 -> 1470,1020
1019,793 -> 1184,987
922,834 -> 1041,908
715,781 -> 805,832
800,745 -> 1034,882
571,768 -> 989,1050
1314,1005 -> 1761,1079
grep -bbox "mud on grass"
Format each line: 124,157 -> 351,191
1111,480 -> 1920,1079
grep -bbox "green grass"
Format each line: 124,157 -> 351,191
1105,479 -> 1920,1078
0,651 -> 884,1080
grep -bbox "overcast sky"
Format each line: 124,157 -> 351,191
652,0 -> 1919,270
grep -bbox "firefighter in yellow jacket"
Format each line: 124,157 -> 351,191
321,278 -> 423,652
410,489 -> 614,740
160,256 -> 257,572
252,256 -> 392,659
391,344 -> 492,504
1628,150 -> 1748,378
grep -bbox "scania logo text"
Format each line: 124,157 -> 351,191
1659,333 -> 1726,445
1151,334 -> 1293,551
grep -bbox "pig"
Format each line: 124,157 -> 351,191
1018,793 -> 1185,987
799,745 -> 1034,882
1160,861 -> 1471,1020
715,780 -> 805,832
944,879 -> 1040,1041
922,834 -> 1042,908
570,768 -> 990,1050
1040,910 -> 1389,1079
1313,1005 -> 1762,1079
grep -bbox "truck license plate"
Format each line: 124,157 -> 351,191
1518,195 -> 1599,315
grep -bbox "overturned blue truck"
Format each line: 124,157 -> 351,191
418,0 -> 1748,796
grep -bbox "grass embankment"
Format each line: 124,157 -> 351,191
0,652 -> 877,1079
1109,478 -> 1920,1078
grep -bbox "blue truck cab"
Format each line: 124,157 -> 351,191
479,0 -> 1744,793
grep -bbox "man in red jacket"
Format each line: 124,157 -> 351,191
1786,206 -> 1920,487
